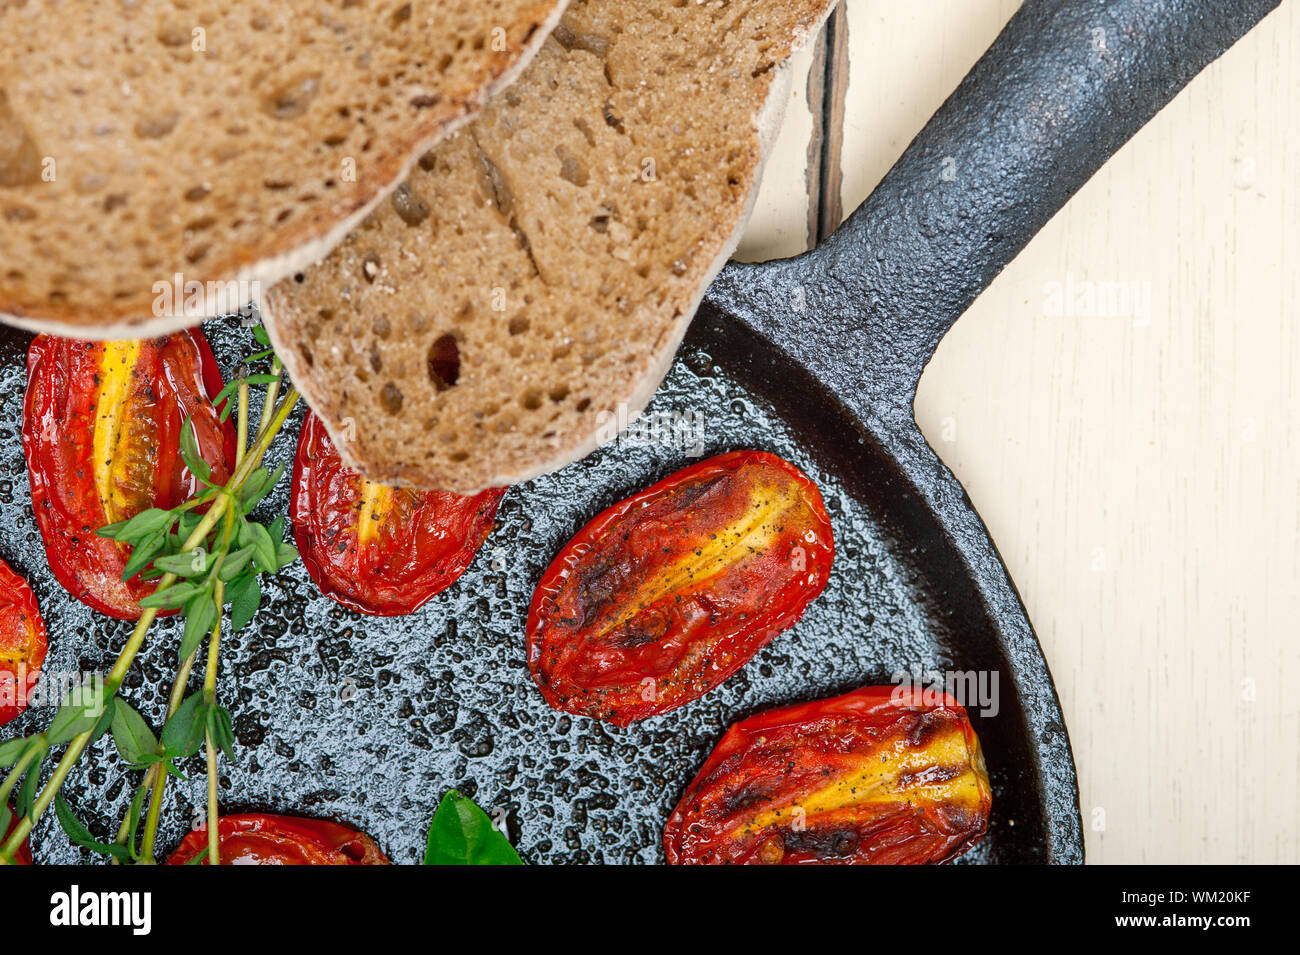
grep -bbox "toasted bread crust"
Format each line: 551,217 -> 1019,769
264,0 -> 835,492
0,0 -> 568,336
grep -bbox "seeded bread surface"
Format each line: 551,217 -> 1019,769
0,0 -> 567,335
264,0 -> 835,492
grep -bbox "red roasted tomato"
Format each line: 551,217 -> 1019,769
664,685 -> 992,865
22,332 -> 236,619
527,450 -> 834,725
0,557 -> 48,727
2,803 -> 32,865
291,411 -> 505,616
165,813 -> 389,865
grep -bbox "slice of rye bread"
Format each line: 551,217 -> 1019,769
0,0 -> 568,337
263,0 -> 836,492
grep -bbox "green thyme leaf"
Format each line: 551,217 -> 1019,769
137,580 -> 205,609
125,779 -> 149,861
96,520 -> 130,539
180,591 -> 218,660
152,547 -> 213,578
243,348 -> 275,363
252,325 -> 271,346
182,846 -> 210,865
217,545 -> 256,581
178,419 -> 212,484
176,512 -> 202,541
0,736 -> 34,769
98,507 -> 172,543
227,575 -> 261,633
240,520 -> 278,574
55,795 -> 131,862
15,749 -> 43,816
423,790 -> 523,866
238,467 -> 271,508
160,693 -> 207,760
91,699 -> 117,744
110,701 -> 159,767
240,464 -> 285,512
206,704 -> 236,760
47,680 -> 113,746
119,530 -> 166,582
212,377 -> 240,409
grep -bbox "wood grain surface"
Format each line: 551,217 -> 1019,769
737,0 -> 1299,864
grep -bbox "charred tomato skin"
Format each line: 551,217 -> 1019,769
291,411 -> 505,616
527,450 -> 834,725
22,332 -> 236,619
0,557 -> 48,727
664,685 -> 992,865
165,813 -> 389,865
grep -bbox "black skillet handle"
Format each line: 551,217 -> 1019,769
709,0 -> 1279,426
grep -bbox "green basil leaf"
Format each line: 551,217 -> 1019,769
160,693 -> 207,760
252,325 -> 271,346
55,795 -> 131,861
47,678 -> 112,746
180,592 -> 217,660
423,790 -> 523,866
228,575 -> 261,633
111,701 -> 159,766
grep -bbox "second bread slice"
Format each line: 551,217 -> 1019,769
264,0 -> 835,492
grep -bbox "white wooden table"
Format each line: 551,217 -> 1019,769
736,0 -> 1300,864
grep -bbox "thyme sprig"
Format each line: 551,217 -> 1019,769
0,324 -> 298,865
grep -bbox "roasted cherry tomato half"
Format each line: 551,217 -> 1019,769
527,450 -> 834,725
3,803 -> 32,865
22,332 -> 236,619
165,813 -> 389,865
291,411 -> 505,616
665,685 -> 992,865
0,557 -> 48,727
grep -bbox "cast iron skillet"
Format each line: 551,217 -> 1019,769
0,0 -> 1277,864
